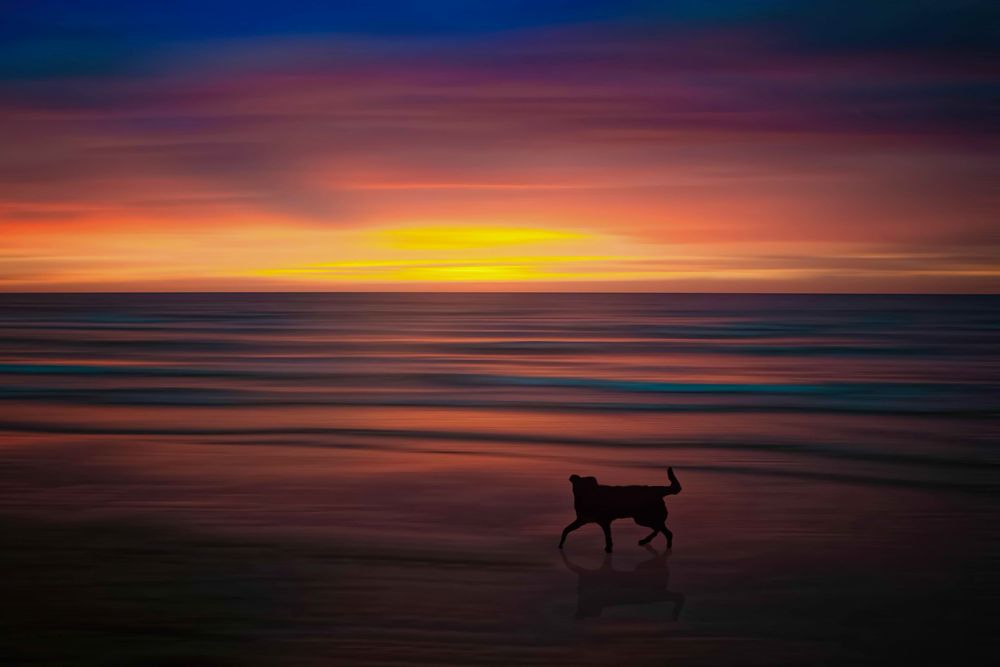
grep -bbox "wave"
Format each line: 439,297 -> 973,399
1,419 -> 995,471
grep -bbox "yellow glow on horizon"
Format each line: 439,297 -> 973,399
254,255 -> 621,282
252,259 -> 815,283
373,225 -> 585,250
244,222 -> 627,282
3,213 -> 995,292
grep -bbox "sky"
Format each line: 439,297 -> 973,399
1,1 -> 997,292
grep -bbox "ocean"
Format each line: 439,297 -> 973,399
1,292 -> 997,665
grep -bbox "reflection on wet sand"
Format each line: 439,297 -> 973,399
561,547 -> 684,621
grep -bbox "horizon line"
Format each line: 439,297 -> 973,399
1,290 -> 997,297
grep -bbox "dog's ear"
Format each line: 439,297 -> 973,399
569,474 -> 581,483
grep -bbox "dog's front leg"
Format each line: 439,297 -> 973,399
558,518 -> 586,548
600,521 -> 613,553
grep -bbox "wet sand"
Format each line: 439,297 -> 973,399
1,436 -> 996,666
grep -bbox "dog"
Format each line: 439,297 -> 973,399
558,468 -> 681,553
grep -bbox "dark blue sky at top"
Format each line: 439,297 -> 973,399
2,1 -> 995,149
2,1 -> 997,78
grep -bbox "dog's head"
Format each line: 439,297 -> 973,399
569,474 -> 598,494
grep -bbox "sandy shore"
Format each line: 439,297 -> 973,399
1,438 -> 995,666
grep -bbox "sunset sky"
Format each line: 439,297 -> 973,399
2,1 -> 997,292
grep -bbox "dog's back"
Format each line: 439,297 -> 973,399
569,472 -> 679,521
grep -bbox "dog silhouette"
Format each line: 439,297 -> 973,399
558,468 -> 681,553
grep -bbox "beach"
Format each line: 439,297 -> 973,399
1,293 -> 997,665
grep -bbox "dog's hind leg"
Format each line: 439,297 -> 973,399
660,523 -> 673,549
638,528 -> 659,546
558,518 -> 586,549
600,521 -> 614,553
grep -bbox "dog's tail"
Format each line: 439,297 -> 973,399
659,467 -> 681,496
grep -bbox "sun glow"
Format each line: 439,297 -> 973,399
373,225 -> 585,250
250,223 -> 621,283
255,256 -> 621,282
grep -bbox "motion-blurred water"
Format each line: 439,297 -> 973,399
1,293 -> 997,665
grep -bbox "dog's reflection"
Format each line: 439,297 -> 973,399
561,546 -> 685,620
